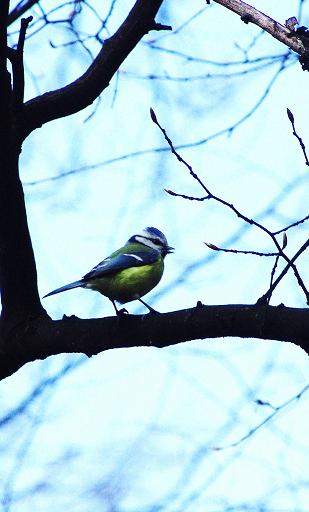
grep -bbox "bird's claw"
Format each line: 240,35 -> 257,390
117,307 -> 129,316
147,307 -> 160,315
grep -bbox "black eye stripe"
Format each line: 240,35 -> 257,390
142,236 -> 164,246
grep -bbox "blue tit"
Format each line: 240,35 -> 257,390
44,227 -> 173,314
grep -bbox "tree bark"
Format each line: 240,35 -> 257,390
213,0 -> 308,57
1,303 -> 308,381
0,3 -> 45,332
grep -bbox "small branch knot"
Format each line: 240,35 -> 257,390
152,22 -> 172,32
240,14 -> 252,24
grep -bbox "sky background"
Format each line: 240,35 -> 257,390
1,1 -> 309,510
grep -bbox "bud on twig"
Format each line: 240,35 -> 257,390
165,188 -> 176,196
286,108 -> 294,124
150,107 -> 157,124
205,243 -> 219,251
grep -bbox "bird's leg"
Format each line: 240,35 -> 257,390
138,298 -> 159,314
111,300 -> 119,314
111,300 -> 128,316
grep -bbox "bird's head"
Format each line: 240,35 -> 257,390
128,227 -> 174,257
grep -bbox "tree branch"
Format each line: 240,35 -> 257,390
9,16 -> 33,111
0,3 -> 10,134
21,0 -> 166,139
213,0 -> 308,59
286,108 -> 309,166
150,109 -> 309,304
0,10 -> 47,327
1,303 -> 308,380
8,0 -> 39,27
258,238 -> 309,304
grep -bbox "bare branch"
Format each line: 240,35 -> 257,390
258,238 -> 309,304
267,254 -> 280,305
9,16 -> 33,110
155,172 -> 309,304
287,108 -> 309,166
165,189 -> 210,202
213,0 -> 308,61
22,61 -> 289,187
8,0 -> 39,27
213,383 -> 309,450
0,358 -> 84,427
205,243 -> 278,257
0,5 -> 44,324
21,0 -> 167,139
1,303 -> 309,380
151,109 -> 309,304
274,212 -> 309,235
265,234 -> 288,304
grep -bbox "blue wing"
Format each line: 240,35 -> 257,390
83,250 -> 159,280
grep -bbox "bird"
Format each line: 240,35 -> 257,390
43,227 -> 173,315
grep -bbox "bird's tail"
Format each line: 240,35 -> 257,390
43,280 -> 83,298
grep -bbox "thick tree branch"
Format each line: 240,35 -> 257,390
9,16 -> 33,111
1,304 -> 308,380
0,9 -> 45,327
0,3 -> 10,137
21,0 -> 167,139
213,0 -> 308,59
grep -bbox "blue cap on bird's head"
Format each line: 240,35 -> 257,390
128,226 -> 174,256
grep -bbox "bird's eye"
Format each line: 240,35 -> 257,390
152,239 -> 161,245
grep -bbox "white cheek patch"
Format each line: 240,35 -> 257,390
135,236 -> 157,250
123,253 -> 143,262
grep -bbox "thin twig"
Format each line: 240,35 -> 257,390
274,211 -> 309,235
266,233 -> 287,304
287,108 -> 309,166
8,0 -> 38,26
258,237 -> 309,304
150,108 -> 309,304
267,254 -> 280,305
205,243 -> 278,257
213,383 -> 309,450
165,189 -> 210,201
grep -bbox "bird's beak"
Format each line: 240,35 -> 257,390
166,245 -> 174,254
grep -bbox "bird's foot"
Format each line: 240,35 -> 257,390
146,306 -> 160,315
116,307 -> 129,316
137,298 -> 160,314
